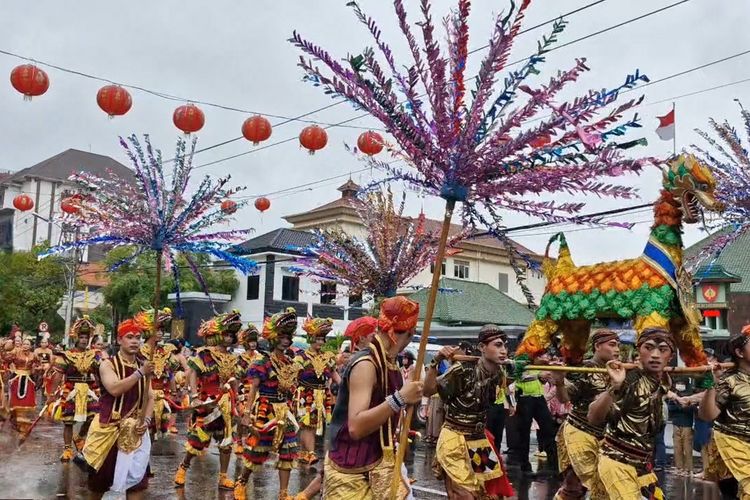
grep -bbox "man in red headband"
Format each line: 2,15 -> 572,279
588,327 -> 674,500
551,329 -> 620,499
423,324 -> 514,499
344,315 -> 378,351
699,324 -> 750,498
83,319 -> 154,499
323,296 -> 423,499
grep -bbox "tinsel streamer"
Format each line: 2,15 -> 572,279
688,102 -> 750,267
296,187 -> 461,299
40,134 -> 257,310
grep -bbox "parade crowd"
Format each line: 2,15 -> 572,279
1,298 -> 749,500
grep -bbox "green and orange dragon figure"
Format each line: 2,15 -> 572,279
517,154 -> 724,367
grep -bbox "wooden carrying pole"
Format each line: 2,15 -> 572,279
451,355 -> 735,374
391,199 -> 456,498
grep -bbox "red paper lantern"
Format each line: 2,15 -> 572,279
357,130 -> 384,156
60,196 -> 81,214
242,115 -> 272,145
96,85 -> 132,118
254,197 -> 271,213
12,194 -> 34,211
10,64 -> 49,100
299,125 -> 328,154
173,103 -> 205,134
221,199 -> 237,214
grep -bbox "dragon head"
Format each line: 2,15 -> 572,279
663,154 -> 724,224
262,307 -> 298,343
134,307 -> 173,339
238,323 -> 260,348
69,315 -> 96,342
197,309 -> 242,345
302,316 -> 334,341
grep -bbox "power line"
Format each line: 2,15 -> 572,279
190,0 -> 694,171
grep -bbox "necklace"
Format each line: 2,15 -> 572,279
271,351 -> 299,393
306,349 -> 331,379
211,348 -> 236,383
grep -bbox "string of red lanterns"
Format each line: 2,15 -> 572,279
7,65 -> 389,158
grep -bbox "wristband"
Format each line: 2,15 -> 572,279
144,416 -> 153,426
385,395 -> 401,413
393,390 -> 405,407
134,369 -> 143,379
607,385 -> 621,398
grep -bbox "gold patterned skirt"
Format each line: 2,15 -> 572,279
712,430 -> 750,499
558,422 -> 605,496
322,454 -> 410,500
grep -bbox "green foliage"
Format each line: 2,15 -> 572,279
0,246 -> 67,337
536,284 -> 676,322
322,334 -> 346,353
101,246 -> 239,319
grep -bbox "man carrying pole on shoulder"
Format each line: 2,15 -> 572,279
588,327 -> 674,500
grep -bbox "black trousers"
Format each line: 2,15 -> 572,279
486,403 -> 506,447
513,395 -> 557,470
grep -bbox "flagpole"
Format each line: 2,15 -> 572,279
672,101 -> 677,156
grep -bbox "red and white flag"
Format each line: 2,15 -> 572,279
656,108 -> 675,141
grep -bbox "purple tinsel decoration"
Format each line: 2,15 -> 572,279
290,0 -> 657,229
687,102 -> 750,268
40,135 -> 257,310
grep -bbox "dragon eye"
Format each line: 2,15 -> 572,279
696,182 -> 709,191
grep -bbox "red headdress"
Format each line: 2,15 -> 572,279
378,296 -> 419,343
117,318 -> 144,339
344,316 -> 378,347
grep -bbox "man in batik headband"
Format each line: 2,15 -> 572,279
235,307 -> 306,500
174,310 -> 243,492
135,307 -> 186,440
234,323 -> 263,456
589,327 -> 674,500
295,316 -> 341,466
323,296 -> 422,500
423,324 -> 515,499
50,315 -> 103,462
551,329 -> 620,500
699,324 -> 750,498
83,318 -> 154,498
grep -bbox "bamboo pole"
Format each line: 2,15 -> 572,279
390,199 -> 455,498
451,355 -> 734,374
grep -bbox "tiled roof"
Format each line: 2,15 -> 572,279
234,228 -> 316,255
409,277 -> 535,326
694,264 -> 741,283
685,229 -> 750,292
2,149 -> 134,184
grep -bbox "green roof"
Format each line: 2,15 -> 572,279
409,277 -> 535,326
685,229 -> 750,292
694,264 -> 741,283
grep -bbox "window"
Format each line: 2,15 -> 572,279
282,276 -> 300,301
246,275 -> 260,300
349,293 -> 363,307
454,260 -> 470,279
320,282 -> 337,305
498,272 -> 509,293
430,259 -> 446,275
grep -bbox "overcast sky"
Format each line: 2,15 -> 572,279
2,0 -> 749,264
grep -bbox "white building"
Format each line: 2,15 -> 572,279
228,180 -> 546,335
0,148 -> 134,256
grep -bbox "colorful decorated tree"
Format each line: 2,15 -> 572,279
297,187 -> 458,304
40,134 -> 257,314
689,102 -> 750,265
291,0 -> 656,485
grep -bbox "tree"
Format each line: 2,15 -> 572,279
0,246 -> 67,339
100,246 -> 239,325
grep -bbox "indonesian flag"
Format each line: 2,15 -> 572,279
656,109 -> 675,141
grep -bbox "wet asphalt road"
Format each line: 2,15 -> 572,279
0,417 -> 724,499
